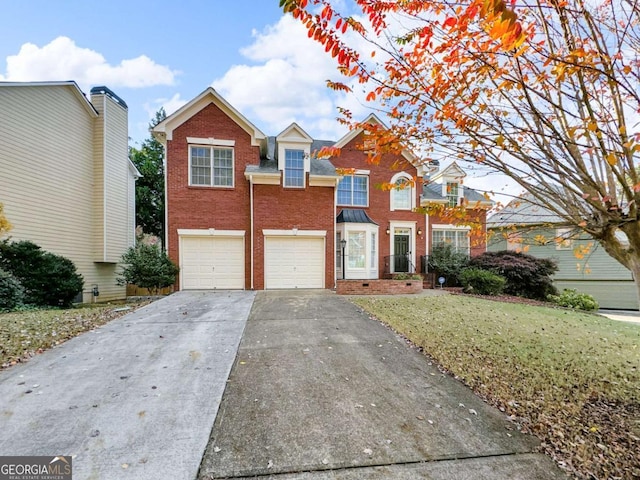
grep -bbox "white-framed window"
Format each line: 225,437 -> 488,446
446,182 -> 459,207
348,231 -> 366,269
555,227 -> 574,250
506,232 -> 522,251
284,149 -> 305,188
338,175 -> 368,206
370,232 -> 377,268
189,146 -> 234,187
432,228 -> 470,256
390,173 -> 413,210
336,232 -> 342,268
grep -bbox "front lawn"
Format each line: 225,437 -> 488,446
0,303 -> 148,369
352,295 -> 640,480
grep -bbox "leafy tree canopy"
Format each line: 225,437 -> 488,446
130,108 -> 166,242
282,0 -> 640,304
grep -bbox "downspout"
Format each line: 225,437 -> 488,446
163,143 -> 168,251
425,213 -> 430,262
250,175 -> 254,290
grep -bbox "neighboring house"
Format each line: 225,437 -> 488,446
487,195 -> 637,310
152,87 -> 491,291
0,81 -> 138,302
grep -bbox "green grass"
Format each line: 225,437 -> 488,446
352,295 -> 640,480
0,303 -> 147,369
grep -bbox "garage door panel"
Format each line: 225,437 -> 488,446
265,237 -> 324,289
181,236 -> 244,290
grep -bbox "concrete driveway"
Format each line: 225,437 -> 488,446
199,290 -> 568,479
0,291 -> 255,480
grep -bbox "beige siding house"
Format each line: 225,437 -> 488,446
0,81 -> 138,302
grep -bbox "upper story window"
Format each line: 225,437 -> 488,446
391,174 -> 413,210
446,182 -> 459,207
190,146 -> 233,187
555,227 -> 574,250
338,175 -> 368,206
284,149 -> 305,188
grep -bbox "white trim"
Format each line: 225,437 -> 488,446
354,169 -> 371,175
151,87 -> 267,147
432,224 -> 471,230
188,145 -> 235,188
390,172 -> 415,211
389,220 -> 417,274
282,147 -> 307,189
262,229 -> 327,237
249,175 -> 255,290
102,94 -> 108,261
187,137 -> 235,147
337,173 -> 369,208
178,229 -> 246,237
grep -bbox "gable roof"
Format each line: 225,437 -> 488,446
332,113 -> 421,171
421,183 -> 493,208
487,194 -> 563,228
151,87 -> 267,149
276,122 -> 313,144
0,81 -> 98,117
430,161 -> 467,183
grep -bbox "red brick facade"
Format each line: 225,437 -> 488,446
156,88 -> 489,292
165,103 -> 259,289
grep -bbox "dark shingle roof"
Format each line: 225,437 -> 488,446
336,209 -> 378,225
421,183 -> 492,205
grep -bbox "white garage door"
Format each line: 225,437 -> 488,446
264,237 -> 325,289
181,236 -> 244,289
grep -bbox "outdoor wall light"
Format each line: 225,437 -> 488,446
417,227 -> 423,236
386,225 -> 390,235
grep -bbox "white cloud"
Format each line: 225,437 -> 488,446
0,36 -> 178,90
144,93 -> 188,119
211,15 -> 364,140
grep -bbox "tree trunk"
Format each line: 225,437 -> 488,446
628,256 -> 640,311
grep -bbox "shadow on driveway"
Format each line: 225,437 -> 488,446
199,290 -> 567,479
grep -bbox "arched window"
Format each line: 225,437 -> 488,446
390,173 -> 413,211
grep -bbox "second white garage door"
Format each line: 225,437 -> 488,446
264,237 -> 325,289
180,236 -> 244,289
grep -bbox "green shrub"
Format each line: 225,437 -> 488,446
468,251 -> 558,300
428,244 -> 469,286
393,273 -> 422,280
549,289 -> 599,311
0,240 -> 83,308
460,268 -> 506,295
0,268 -> 24,311
118,243 -> 179,295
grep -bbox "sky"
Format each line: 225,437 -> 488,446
0,0 -> 520,200
0,0 -> 364,146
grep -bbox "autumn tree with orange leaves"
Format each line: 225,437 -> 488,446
281,0 -> 640,304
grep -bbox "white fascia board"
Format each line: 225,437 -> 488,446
263,229 -> 327,237
152,87 -> 266,146
186,137 -> 235,146
177,229 -> 246,237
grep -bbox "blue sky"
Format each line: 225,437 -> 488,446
0,0 -> 359,145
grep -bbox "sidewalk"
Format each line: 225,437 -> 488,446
199,290 -> 567,479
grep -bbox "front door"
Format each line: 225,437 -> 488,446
394,229 -> 410,272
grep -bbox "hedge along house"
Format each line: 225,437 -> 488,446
152,88 -> 491,291
487,194 -> 637,310
0,81 -> 139,302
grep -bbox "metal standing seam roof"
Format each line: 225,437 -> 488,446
336,209 -> 379,225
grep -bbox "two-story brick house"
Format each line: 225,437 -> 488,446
152,88 -> 491,291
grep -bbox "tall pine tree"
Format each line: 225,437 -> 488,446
130,108 -> 166,243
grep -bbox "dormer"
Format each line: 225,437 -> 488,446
276,123 -> 313,188
430,162 -> 466,207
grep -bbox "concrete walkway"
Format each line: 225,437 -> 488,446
199,290 -> 567,479
0,291 -> 255,480
599,309 -> 640,325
